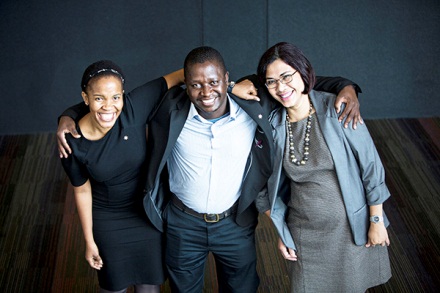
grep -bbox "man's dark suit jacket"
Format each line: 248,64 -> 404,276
142,85 -> 275,232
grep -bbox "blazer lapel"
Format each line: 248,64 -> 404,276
158,92 -> 191,171
231,95 -> 272,139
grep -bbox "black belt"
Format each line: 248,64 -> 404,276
171,195 -> 237,223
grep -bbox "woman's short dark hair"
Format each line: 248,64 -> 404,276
257,42 -> 316,94
81,60 -> 125,91
184,46 -> 227,78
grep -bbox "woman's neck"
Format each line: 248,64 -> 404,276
286,94 -> 312,122
78,114 -> 110,141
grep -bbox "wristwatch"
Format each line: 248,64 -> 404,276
369,215 -> 384,224
227,81 -> 235,93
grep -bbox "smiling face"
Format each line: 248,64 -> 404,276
81,75 -> 124,132
185,60 -> 229,120
265,59 -> 308,111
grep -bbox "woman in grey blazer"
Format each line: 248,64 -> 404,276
255,42 -> 392,292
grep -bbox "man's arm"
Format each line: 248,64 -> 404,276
314,76 -> 362,94
57,102 -> 89,158
60,101 -> 90,122
315,76 -> 363,129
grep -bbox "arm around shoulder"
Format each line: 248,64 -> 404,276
163,69 -> 184,89
315,76 -> 363,129
57,101 -> 89,158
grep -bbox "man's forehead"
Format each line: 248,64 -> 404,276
187,62 -> 226,78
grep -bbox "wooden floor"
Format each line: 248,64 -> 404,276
0,117 -> 439,292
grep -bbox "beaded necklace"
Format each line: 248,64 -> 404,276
286,100 -> 313,166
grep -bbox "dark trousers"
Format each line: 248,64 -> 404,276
164,202 -> 259,293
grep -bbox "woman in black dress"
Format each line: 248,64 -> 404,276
60,60 -> 185,293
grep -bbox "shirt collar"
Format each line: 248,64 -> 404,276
188,94 -> 238,123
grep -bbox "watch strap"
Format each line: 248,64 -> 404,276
227,81 -> 235,93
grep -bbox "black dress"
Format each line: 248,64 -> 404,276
61,78 -> 168,290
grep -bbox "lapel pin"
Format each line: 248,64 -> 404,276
254,138 -> 263,149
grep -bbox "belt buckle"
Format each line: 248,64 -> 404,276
204,213 -> 220,223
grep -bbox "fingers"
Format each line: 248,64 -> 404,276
335,100 -> 342,114
245,94 -> 260,101
334,85 -> 362,129
56,116 -> 81,158
380,236 -> 391,247
243,81 -> 259,101
338,102 -> 355,129
285,248 -> 298,261
351,114 -> 364,128
58,144 -> 69,159
233,79 -> 260,101
70,128 -> 81,138
366,239 -> 391,248
57,131 -> 72,158
277,238 -> 297,261
345,109 -> 361,130
280,247 -> 297,261
339,104 -> 363,129
57,129 -> 81,158
248,86 -> 258,94
87,255 -> 103,270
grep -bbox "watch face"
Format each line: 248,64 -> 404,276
373,216 -> 379,222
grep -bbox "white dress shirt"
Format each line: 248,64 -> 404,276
168,96 -> 257,213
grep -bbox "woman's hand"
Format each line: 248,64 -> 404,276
57,116 -> 80,158
366,223 -> 390,247
278,238 -> 297,261
85,241 -> 103,270
334,85 -> 363,129
231,79 -> 260,101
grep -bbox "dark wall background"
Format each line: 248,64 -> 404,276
1,0 -> 439,135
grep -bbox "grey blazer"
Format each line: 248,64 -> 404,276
257,90 -> 391,249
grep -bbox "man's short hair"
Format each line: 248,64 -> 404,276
184,46 -> 227,78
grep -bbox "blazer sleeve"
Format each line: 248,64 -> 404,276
255,186 -> 270,213
340,110 -> 391,205
315,76 -> 362,95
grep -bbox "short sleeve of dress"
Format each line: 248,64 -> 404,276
60,136 -> 89,187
